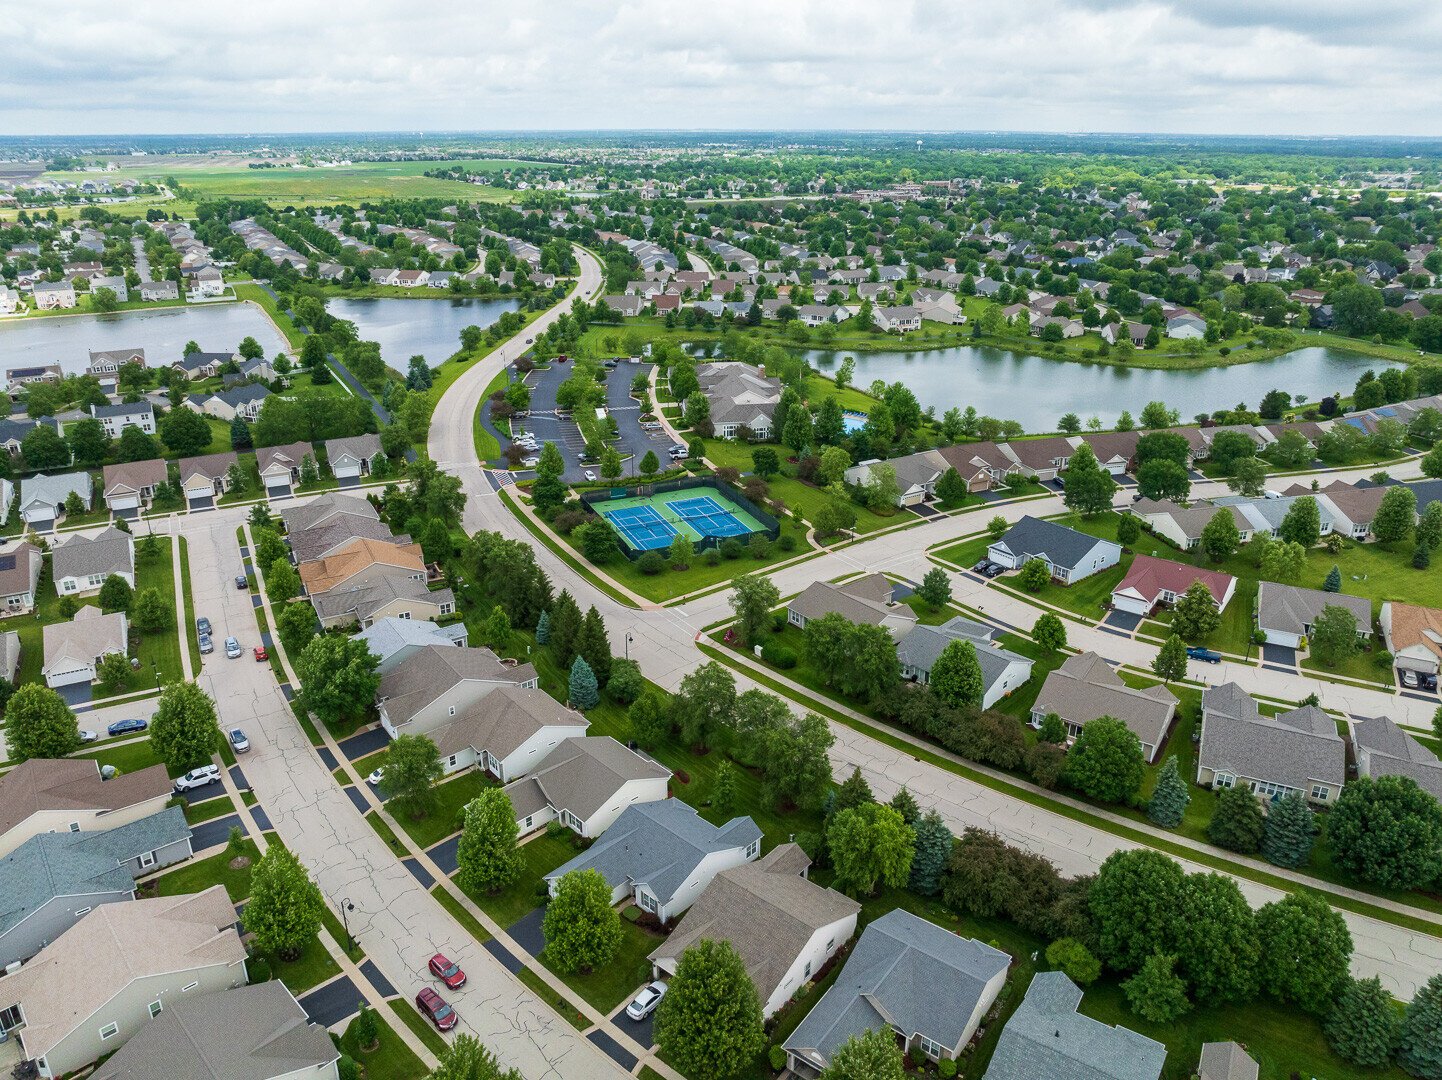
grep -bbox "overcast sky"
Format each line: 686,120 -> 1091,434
5,0 -> 1440,137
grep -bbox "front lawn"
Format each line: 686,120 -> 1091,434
392,769 -> 496,850
150,837 -> 262,902
463,830 -> 577,928
268,936 -> 342,995
541,918 -> 659,1014
339,1010 -> 428,1080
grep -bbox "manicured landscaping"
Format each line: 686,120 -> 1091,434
150,837 -> 262,902
340,1010 -> 428,1080
429,884 -> 493,944
462,830 -> 577,928
74,736 -> 164,775
388,998 -> 450,1058
177,535 -> 202,673
184,794 -> 238,825
268,936 -> 342,995
540,918 -> 659,1014
391,769 -> 496,850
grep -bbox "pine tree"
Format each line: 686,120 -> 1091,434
1400,972 -> 1442,1080
1147,755 -> 1190,829
834,767 -> 873,814
1326,976 -> 1399,1067
888,786 -> 920,825
711,761 -> 736,818
1324,564 -> 1342,592
568,656 -> 600,710
908,809 -> 953,896
1208,785 -> 1265,854
535,610 -> 551,645
577,607 -> 612,687
1262,791 -> 1317,869
548,591 -> 583,669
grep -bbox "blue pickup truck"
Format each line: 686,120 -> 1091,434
1186,646 -> 1223,664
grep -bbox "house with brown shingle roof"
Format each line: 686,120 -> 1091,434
1381,602 -> 1442,677
1110,555 -> 1236,617
377,644 -> 538,738
507,737 -> 673,840
176,451 -> 239,506
429,684 -> 589,780
255,441 -> 314,495
0,541 -> 43,614
101,459 -> 167,514
298,537 -> 426,597
1030,652 -> 1178,763
0,759 -> 171,858
786,574 -> 917,639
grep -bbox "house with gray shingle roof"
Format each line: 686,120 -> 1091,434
785,909 -> 1011,1075
325,432 -> 383,481
544,798 -> 756,918
186,382 -> 270,422
88,400 -> 154,439
0,541 -> 43,614
982,971 -> 1165,1080
786,574 -> 917,638
52,527 -> 135,596
377,645 -> 534,737
844,451 -> 949,507
1030,652 -> 1177,763
20,472 -> 94,527
501,736 -> 669,840
41,605 -> 127,688
696,362 -> 783,439
896,617 -> 1033,709
1256,582 -> 1372,650
101,459 -> 168,514
1197,682 -> 1346,804
355,615 -> 468,675
1197,1040 -> 1259,1080
0,759 -> 172,859
1352,714 -> 1442,801
987,516 -> 1121,583
429,684 -> 589,781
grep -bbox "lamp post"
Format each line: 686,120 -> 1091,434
339,897 -> 356,953
625,632 -> 634,661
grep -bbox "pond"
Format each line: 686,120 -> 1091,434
328,296 -> 521,366
0,302 -> 291,377
797,343 -> 1407,429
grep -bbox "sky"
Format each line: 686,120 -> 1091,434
5,0 -> 1441,137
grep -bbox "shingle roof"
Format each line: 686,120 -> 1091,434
0,759 -> 170,838
91,980 -> 339,1080
788,578 -> 914,631
544,798 -> 755,906
325,433 -> 382,464
1032,652 -> 1176,752
42,606 -> 128,677
896,618 -> 1030,695
254,441 -> 312,477
20,472 -> 93,513
983,971 -> 1166,1080
1353,715 -> 1442,800
0,542 -> 42,599
1199,682 -> 1345,789
503,736 -> 669,823
785,910 -> 1011,1069
377,645 -> 537,726
1256,582 -> 1371,638
298,536 -> 425,595
1113,555 -> 1233,608
281,491 -> 380,534
355,616 -> 468,667
102,459 -> 167,497
52,527 -> 133,581
311,573 -> 455,625
992,516 -> 1115,571
1197,1041 -> 1259,1080
431,684 -> 589,762
288,516 -> 410,564
177,451 -> 239,486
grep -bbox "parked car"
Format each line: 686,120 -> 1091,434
626,981 -> 668,1021
366,767 -> 386,787
107,718 -> 148,736
1402,669 -> 1421,689
973,560 -> 1004,579
77,728 -> 98,744
1186,647 -> 1223,664
1423,673 -> 1440,692
174,764 -> 221,792
235,575 -> 248,590
224,637 -> 241,659
229,728 -> 250,753
428,953 -> 467,989
196,617 -> 212,637
253,645 -> 268,662
584,470 -> 597,482
199,633 -> 214,655
415,988 -> 457,1031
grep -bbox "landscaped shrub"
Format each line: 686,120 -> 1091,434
760,642 -> 797,669
778,533 -> 797,552
637,551 -> 666,575
768,1045 -> 787,1072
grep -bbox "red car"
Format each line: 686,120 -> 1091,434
428,952 -> 466,989
253,645 -> 268,662
415,987 -> 458,1031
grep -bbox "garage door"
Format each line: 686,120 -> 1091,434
332,464 -> 361,480
46,664 -> 94,688
1112,594 -> 1151,616
109,495 -> 140,511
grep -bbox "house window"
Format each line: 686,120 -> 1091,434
148,1000 -> 163,1018
448,705 -> 456,716
639,893 -> 657,913
1214,773 -> 1235,789
74,907 -> 91,917
398,612 -> 412,620
69,822 -> 80,832
522,816 -> 533,830
917,1035 -> 946,1061
1310,785 -> 1331,802
1251,780 -> 1295,800
745,840 -> 759,858
138,851 -> 156,869
182,981 -> 199,992
440,603 -> 454,616
804,960 -> 812,979
826,938 -> 835,951
447,755 -> 459,768
87,574 -> 105,588
99,1022 -> 119,1041
62,579 -> 76,593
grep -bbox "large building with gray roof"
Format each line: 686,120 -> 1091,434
355,615 -> 468,674
987,516 -> 1121,583
1352,714 -> 1442,800
1197,682 -> 1346,804
1030,651 -> 1177,763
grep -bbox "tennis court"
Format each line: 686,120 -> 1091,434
669,496 -> 753,538
600,504 -> 678,552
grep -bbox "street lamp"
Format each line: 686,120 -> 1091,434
339,897 -> 356,953
625,632 -> 634,661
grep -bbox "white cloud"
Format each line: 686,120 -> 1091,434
2,0 -> 1440,135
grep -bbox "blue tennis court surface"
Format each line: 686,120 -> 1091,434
669,496 -> 751,538
601,504 -> 678,551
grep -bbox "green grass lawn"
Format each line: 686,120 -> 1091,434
430,884 -> 493,944
177,536 -> 202,673
388,999 -> 450,1059
1301,646 -> 1396,687
184,795 -> 237,825
269,936 -> 343,995
463,831 -> 577,928
74,736 -> 163,774
150,838 -> 261,902
541,918 -> 660,1014
391,770 -> 496,850
701,438 -> 899,534
340,1010 -> 428,1080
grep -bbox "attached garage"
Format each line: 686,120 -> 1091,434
1110,589 -> 1153,617
108,493 -> 141,513
44,658 -> 95,688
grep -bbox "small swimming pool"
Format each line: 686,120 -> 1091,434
842,410 -> 868,433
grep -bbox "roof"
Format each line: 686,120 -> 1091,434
297,536 -> 425,595
20,471 -> 92,512
0,542 -> 42,598
785,910 -> 1011,1068
325,433 -> 383,463
254,441 -> 312,477
355,616 -> 468,665
378,645 -> 538,726
504,736 -> 670,823
1256,582 -> 1371,637
991,516 -> 1115,571
788,576 -> 914,631
102,459 -> 168,497
1382,602 -> 1442,669
52,527 -> 133,581
1113,555 -> 1233,608
92,980 -> 338,1080
1134,499 -> 1251,541
0,887 -> 245,1060
1353,714 -> 1442,800
649,844 -> 858,1005
432,684 -> 589,761
0,807 -> 191,936
280,491 -> 380,534
288,516 -> 409,564
543,798 -> 756,906
1005,436 -> 1075,472
1199,682 -> 1346,789
91,400 -> 152,420
1032,652 -> 1177,750
896,618 -> 1030,696
982,971 -> 1166,1080
0,759 -> 170,838
311,573 -> 455,625
1197,1041 -> 1259,1080
42,606 -> 128,676
1315,483 -> 1388,526
178,451 -> 239,486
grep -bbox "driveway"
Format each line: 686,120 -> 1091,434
1102,609 -> 1142,632
1261,642 -> 1298,668
299,974 -> 364,1029
508,907 -> 547,958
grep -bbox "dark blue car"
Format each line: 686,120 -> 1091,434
106,718 -> 149,736
1185,647 -> 1222,664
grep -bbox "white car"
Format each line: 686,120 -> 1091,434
366,767 -> 386,787
174,764 -> 221,792
77,728 -> 99,744
584,470 -> 597,482
224,637 -> 241,659
625,981 -> 667,1021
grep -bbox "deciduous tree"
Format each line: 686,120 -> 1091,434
820,1028 -> 905,1080
1200,509 -> 1241,562
1032,612 -> 1067,652
1151,633 -> 1188,684
1064,717 -> 1144,804
542,869 -> 623,974
1255,892 -> 1351,1015
1310,603 -> 1361,667
382,734 -> 443,819
929,638 -> 984,708
1328,775 -> 1442,890
1123,953 -> 1190,1023
150,680 -> 220,771
673,661 -> 736,750
917,567 -> 952,610
653,939 -> 765,1080
1090,849 -> 1183,972
5,684 -> 79,761
1170,580 -> 1221,642
827,803 -> 915,897
456,789 -> 523,894
729,574 -> 780,644
295,635 -> 382,729
245,845 -> 325,961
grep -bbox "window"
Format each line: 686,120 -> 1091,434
917,1035 -> 946,1061
138,851 -> 156,869
1310,785 -> 1331,802
148,1000 -> 163,1018
804,960 -> 812,979
448,705 -> 456,716
1250,780 -> 1295,800
68,822 -> 80,832
1213,773 -> 1235,789
99,1022 -> 119,1041
62,579 -> 76,593
745,840 -> 759,858
447,755 -> 459,768
73,906 -> 91,917
398,611 -> 412,620
182,981 -> 199,992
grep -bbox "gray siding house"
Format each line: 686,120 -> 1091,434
1197,682 -> 1346,804
987,516 -> 1122,584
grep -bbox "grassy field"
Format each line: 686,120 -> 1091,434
340,1010 -> 428,1080
151,837 -> 262,901
392,769 -> 494,850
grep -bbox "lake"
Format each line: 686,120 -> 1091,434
0,302 -> 290,377
328,296 -> 521,366
796,343 -> 1406,429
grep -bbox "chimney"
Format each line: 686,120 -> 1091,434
757,364 -> 766,377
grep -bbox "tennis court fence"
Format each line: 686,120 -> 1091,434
581,476 -> 781,560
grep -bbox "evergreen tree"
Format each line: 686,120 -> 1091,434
1326,976 -> 1399,1068
834,766 -> 874,814
548,591 -> 583,669
577,606 -> 612,687
888,786 -> 920,825
1208,785 -> 1265,853
1323,564 -> 1343,592
1147,755 -> 1190,829
568,656 -> 600,710
1400,972 -> 1442,1080
1262,791 -> 1318,869
908,809 -> 953,896
535,610 -> 551,644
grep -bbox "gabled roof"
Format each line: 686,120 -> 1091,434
1353,714 -> 1442,800
785,910 -> 1011,1069
1005,436 -> 1075,472
991,516 -> 1116,571
895,618 -> 1030,697
1256,582 -> 1371,637
254,440 -> 312,477
280,491 -> 379,534
298,537 -> 425,595
102,459 -> 167,497
311,573 -> 454,625
0,542 -> 43,598
1113,555 -> 1233,607
1032,652 -> 1176,749
1197,1041 -> 1258,1080
0,759 -> 170,838
52,527 -> 133,581
177,451 -> 239,486
431,684 -> 589,762
543,798 -> 755,906
787,576 -> 913,630
1382,602 -> 1442,669
20,471 -> 92,512
1200,682 -> 1345,789
42,606 -> 127,676
355,616 -> 468,666
377,645 -> 537,726
325,432 -> 383,464
288,516 -> 409,564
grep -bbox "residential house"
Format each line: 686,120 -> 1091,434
187,383 -> 270,422
543,799 -> 758,919
392,269 -> 429,288
176,451 -> 238,508
280,491 -> 377,535
1130,498 -> 1253,550
982,971 -> 1166,1080
354,616 -> 469,675
0,285 -> 18,315
255,441 -> 314,495
376,645 -> 538,739
1381,602 -> 1442,677
1196,682 -> 1346,803
32,282 -> 76,310
872,305 -> 922,333
62,263 -> 103,283
85,349 -> 145,381
1352,714 -> 1442,801
896,617 -> 1034,708
91,980 -> 339,1080
20,473 -> 94,528
1256,582 -> 1372,649
1030,652 -> 1178,763
935,442 -> 1021,492
1165,311 -> 1207,339
0,807 -> 193,969
786,574 -> 918,639
601,294 -> 645,317
696,362 -> 784,439
287,515 -> 408,564
325,433 -> 383,482
1314,482 -> 1390,540
0,887 -> 247,1079
1079,430 -> 1142,475
52,527 -> 135,595
795,304 -> 850,327
310,572 -> 456,630
41,606 -> 128,688
988,516 -> 1122,583
1003,436 -> 1075,482
88,276 -> 128,303
503,736 -> 671,839
1197,1042 -> 1259,1080
785,910 -> 1011,1075
844,451 -> 947,506
0,759 -> 171,858
1208,493 -> 1335,540
7,365 -> 62,392
191,266 -> 225,296
429,684 -> 590,780
0,542 -> 44,615
649,844 -> 860,1018
910,287 -> 966,324
299,536 -> 426,598
173,351 -> 234,379
1101,320 -> 1151,347
136,280 -> 178,302
1110,555 -> 1236,616
101,460 -> 167,515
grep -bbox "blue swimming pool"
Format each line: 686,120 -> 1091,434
842,411 -> 868,433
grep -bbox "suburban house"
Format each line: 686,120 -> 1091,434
41,606 -> 128,688
1380,603 -> 1442,677
0,807 -> 193,969
101,459 -> 168,515
0,759 -> 172,858
298,536 -> 426,598
85,349 -> 145,380
1197,1041 -> 1259,1080
1255,582 -> 1372,649
187,383 -> 270,422
600,294 -> 645,317
1196,682 -> 1346,804
1209,493 -> 1336,541
355,616 -> 469,675
173,351 -> 235,379
1081,430 -> 1142,474
288,515 -> 410,565
543,799 -> 760,920
0,887 -> 247,1079
786,574 -> 918,639
1030,652 -> 1178,763
784,910 -> 1011,1076
177,452 -> 239,507
1313,483 -> 1389,540
7,365 -> 63,391
896,617 -> 1034,708
872,304 -> 922,332
649,843 -> 859,1018
0,542 -> 44,615
503,736 -> 672,839
281,491 -> 379,535
911,288 -> 967,324
20,473 -> 94,528
1003,436 -> 1076,482
696,362 -> 783,440
0,631 -> 17,684
255,441 -> 314,495
136,280 -> 179,302
1352,714 -> 1442,801
429,684 -> 590,779
310,572 -> 456,629
982,971 -> 1166,1080
377,645 -> 539,739
88,276 -> 128,302
987,517 -> 1122,584
325,433 -> 384,482
1109,555 -> 1236,617
191,266 -> 225,295
91,980 -> 340,1080
936,441 -> 1022,491
1130,499 -> 1252,550
31,281 -> 76,310
844,452 -> 948,507
52,527 -> 135,596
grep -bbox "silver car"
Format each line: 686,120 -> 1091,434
224,637 -> 241,659
625,980 -> 667,1020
